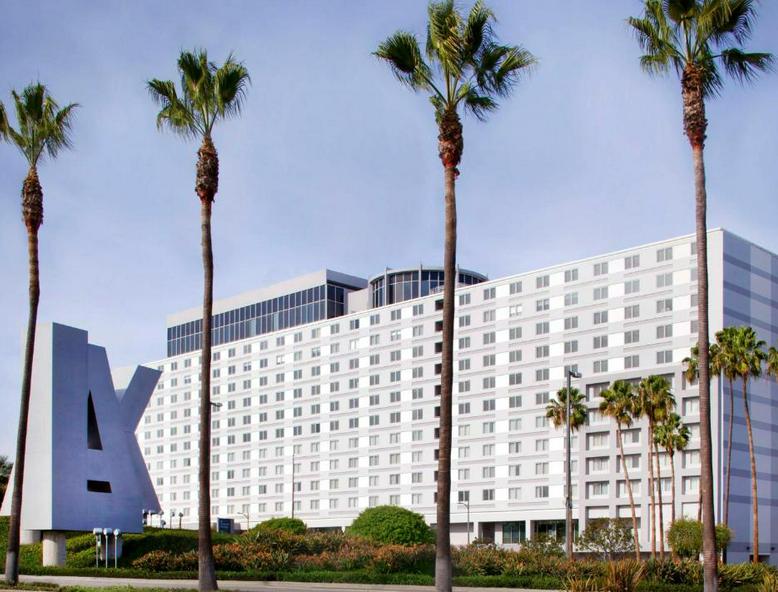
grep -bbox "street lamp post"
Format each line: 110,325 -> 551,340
291,451 -> 296,519
458,500 -> 471,545
566,369 -> 582,560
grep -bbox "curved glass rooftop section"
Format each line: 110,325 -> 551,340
369,266 -> 487,308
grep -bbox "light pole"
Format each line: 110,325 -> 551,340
178,512 -> 184,530
458,500 -> 471,545
291,451 -> 296,518
565,369 -> 582,560
239,511 -> 250,532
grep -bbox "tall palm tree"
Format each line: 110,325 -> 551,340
712,328 -> 738,529
682,341 -> 720,522
148,50 -> 249,592
600,380 -> 641,560
546,386 -> 588,431
0,84 -> 77,585
375,4 -> 534,589
728,325 -> 766,562
629,2 -> 772,586
635,375 -> 674,559
654,412 -> 690,527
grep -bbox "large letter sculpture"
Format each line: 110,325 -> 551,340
1,323 -> 160,563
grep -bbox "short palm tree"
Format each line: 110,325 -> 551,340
654,412 -> 690,527
546,386 -> 588,431
635,375 -> 675,560
600,380 -> 641,560
0,84 -> 77,585
148,50 -> 249,592
728,325 -> 766,562
629,1 -> 772,583
0,456 -> 12,508
375,3 -> 535,589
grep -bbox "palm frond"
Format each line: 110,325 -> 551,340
456,83 -> 496,120
664,0 -> 697,25
700,0 -> 756,46
45,101 -> 78,158
462,0 -> 494,63
0,102 -> 8,142
720,48 -> 774,82
375,32 -> 435,93
426,0 -> 464,79
214,54 -> 251,119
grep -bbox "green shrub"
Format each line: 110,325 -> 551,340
252,517 -> 307,535
452,544 -> 508,576
604,559 -> 645,592
758,570 -> 778,592
645,559 -> 703,585
131,549 -> 198,571
520,535 -> 565,557
577,518 -> 636,560
720,562 -> 778,591
666,519 -> 732,559
346,505 -> 433,546
564,574 -> 599,592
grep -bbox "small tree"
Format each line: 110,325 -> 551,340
667,519 -> 732,559
576,518 -> 636,561
347,506 -> 434,546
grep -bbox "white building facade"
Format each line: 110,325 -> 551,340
141,229 -> 778,562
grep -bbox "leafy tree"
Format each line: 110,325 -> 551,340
667,519 -> 732,559
635,375 -> 675,560
576,518 -> 636,561
0,84 -> 77,585
375,3 -> 534,589
148,49 -> 250,592
728,325 -> 766,562
347,506 -> 434,546
0,457 -> 11,505
600,380 -> 641,560
654,413 -> 690,528
629,1 -> 772,583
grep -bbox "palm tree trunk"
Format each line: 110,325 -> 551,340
683,64 -> 717,592
618,428 -> 641,561
197,138 -> 218,592
648,424 -> 656,559
435,109 -> 461,592
669,449 -> 677,562
655,441 -> 666,559
5,167 -> 43,585
741,376 -> 759,563
723,378 -> 734,527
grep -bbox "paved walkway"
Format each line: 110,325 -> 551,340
18,574 -> 549,592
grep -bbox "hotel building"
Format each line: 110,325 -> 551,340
141,229 -> 778,562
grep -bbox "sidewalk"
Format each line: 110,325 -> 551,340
18,574 -> 551,592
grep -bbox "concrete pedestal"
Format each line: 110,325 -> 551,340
42,531 -> 67,567
21,530 -> 41,544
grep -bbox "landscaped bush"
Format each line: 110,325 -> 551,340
346,505 -> 433,546
251,517 -> 307,535
719,562 -> 778,591
131,549 -> 197,571
604,559 -> 645,592
645,559 -> 703,585
121,528 -> 233,564
452,544 -> 510,576
666,519 -> 732,559
577,518 -> 636,560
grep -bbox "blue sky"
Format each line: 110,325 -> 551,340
1,1 -> 777,458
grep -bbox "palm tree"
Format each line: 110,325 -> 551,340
600,380 -> 641,560
629,2 -> 772,585
375,4 -> 535,589
546,386 -> 588,431
728,325 -> 766,562
713,328 -> 738,529
148,50 -> 249,592
0,84 -> 77,585
635,375 -> 675,559
654,412 -> 690,528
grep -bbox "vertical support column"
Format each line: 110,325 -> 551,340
20,530 -> 41,544
42,531 -> 66,567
